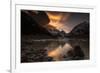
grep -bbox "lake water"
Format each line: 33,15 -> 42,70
21,38 -> 89,63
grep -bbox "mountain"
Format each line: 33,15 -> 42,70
21,10 -> 50,35
21,11 -> 89,39
21,10 -> 66,39
68,21 -> 89,38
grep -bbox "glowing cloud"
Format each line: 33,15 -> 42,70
46,12 -> 71,33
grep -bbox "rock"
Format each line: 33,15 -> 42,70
72,46 -> 85,60
47,57 -> 53,61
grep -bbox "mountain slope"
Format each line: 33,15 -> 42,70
69,21 -> 89,37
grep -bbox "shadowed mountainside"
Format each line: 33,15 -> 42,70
67,21 -> 89,38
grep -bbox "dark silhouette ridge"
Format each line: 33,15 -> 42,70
69,21 -> 89,38
21,10 -> 51,35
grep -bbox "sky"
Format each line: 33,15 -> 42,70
46,11 -> 89,33
23,10 -> 89,33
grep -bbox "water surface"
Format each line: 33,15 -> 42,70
21,37 -> 89,63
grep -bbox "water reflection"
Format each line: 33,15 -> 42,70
21,39 -> 89,62
47,43 -> 73,61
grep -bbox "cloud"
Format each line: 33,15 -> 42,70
46,12 -> 71,33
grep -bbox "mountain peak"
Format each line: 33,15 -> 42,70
69,21 -> 89,37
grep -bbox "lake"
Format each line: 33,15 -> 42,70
21,37 -> 89,63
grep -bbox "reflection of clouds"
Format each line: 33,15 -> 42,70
22,38 -> 88,62
47,45 -> 62,60
47,43 -> 73,61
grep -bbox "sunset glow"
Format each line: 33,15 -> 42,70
46,12 -> 71,33
47,44 -> 73,60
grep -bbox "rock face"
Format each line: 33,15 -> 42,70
69,21 -> 89,38
21,10 -> 50,35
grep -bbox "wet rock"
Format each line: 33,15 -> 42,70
72,45 -> 85,60
47,57 -> 53,61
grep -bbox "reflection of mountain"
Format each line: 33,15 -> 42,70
21,39 -> 87,62
21,39 -> 66,62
